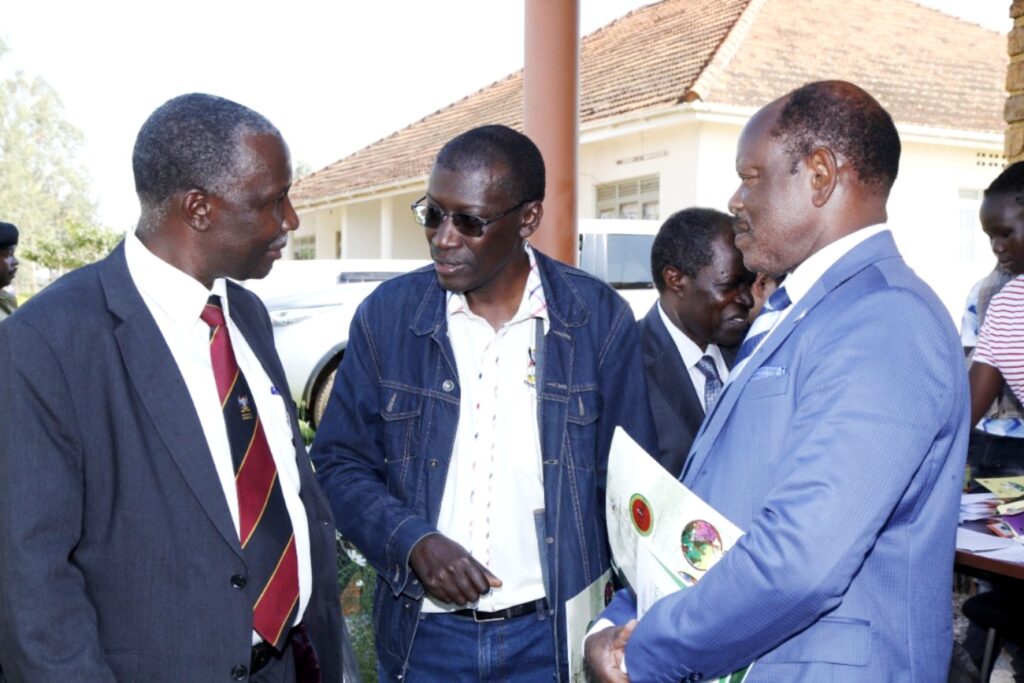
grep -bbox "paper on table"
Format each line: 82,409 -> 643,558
959,492 -> 1001,523
975,476 -> 1024,500
977,544 -> 1024,563
957,527 -> 1020,552
962,492 -> 999,504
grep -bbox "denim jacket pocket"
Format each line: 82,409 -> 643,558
565,388 -> 601,470
380,388 -> 424,491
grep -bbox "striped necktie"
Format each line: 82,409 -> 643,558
733,287 -> 792,367
201,295 -> 299,651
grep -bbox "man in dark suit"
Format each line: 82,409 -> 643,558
640,207 -> 754,477
0,94 -> 343,681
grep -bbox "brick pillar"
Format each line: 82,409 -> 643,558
1007,1 -> 1024,162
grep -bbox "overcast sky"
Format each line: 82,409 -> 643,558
1,1 -> 1011,231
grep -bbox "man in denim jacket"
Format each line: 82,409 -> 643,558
312,125 -> 656,681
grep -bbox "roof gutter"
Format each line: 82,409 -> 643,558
293,174 -> 430,212
580,100 -> 1002,150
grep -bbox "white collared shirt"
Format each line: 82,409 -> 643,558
124,232 -> 311,643
657,300 -> 729,409
424,243 -> 549,613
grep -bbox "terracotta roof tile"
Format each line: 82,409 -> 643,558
293,0 -> 1006,205
702,0 -> 1006,132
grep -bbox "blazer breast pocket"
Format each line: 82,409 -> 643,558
744,366 -> 788,400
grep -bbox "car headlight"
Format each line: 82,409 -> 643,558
269,304 -> 342,327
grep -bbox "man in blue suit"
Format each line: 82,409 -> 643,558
587,81 -> 969,681
639,208 -> 754,477
0,94 -> 343,681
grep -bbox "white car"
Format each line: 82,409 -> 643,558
262,220 -> 660,427
254,260 -> 428,427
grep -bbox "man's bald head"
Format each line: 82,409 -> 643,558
770,80 -> 900,196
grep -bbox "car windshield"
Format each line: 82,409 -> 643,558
580,234 -> 654,289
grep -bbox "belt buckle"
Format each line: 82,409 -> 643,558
471,609 -> 506,623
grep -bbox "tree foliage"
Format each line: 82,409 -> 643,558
21,219 -> 122,272
0,39 -> 119,289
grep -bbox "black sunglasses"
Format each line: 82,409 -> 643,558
410,196 -> 528,238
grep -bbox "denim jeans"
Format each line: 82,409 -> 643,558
401,610 -> 556,682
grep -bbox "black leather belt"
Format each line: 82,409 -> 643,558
451,598 -> 548,622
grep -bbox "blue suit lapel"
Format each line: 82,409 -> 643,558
99,244 -> 242,557
681,231 -> 899,482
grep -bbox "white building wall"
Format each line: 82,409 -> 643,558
345,202 -> 382,258
579,123 -> 698,221
386,191 -> 431,259
314,208 -> 340,259
887,141 -> 1005,324
692,120 -> 744,210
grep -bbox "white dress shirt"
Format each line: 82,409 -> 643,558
124,232 -> 311,643
423,244 -> 549,613
656,300 -> 729,407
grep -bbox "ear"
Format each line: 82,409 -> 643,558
181,189 -> 213,233
518,200 -> 543,239
663,265 -> 689,296
807,147 -> 838,208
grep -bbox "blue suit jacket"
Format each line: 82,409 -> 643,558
0,243 -> 344,681
638,303 -> 737,478
605,231 -> 969,682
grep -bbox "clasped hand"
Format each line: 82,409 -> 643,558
409,534 -> 502,606
584,620 -> 637,683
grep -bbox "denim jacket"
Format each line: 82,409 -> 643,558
311,249 -> 656,681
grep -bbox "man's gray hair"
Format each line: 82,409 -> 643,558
132,93 -> 279,230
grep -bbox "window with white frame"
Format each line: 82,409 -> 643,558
293,235 -> 316,260
596,174 -> 659,220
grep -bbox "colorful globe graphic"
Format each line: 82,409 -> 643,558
680,519 -> 723,571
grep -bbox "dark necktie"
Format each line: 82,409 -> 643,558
734,286 -> 792,366
695,355 -> 723,415
201,295 -> 299,651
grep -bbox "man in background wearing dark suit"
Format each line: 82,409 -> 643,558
0,94 -> 343,682
0,221 -> 19,322
639,207 -> 754,477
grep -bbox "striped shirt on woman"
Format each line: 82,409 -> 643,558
975,273 -> 1024,403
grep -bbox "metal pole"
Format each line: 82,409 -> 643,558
523,0 -> 579,265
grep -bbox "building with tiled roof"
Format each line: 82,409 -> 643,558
287,0 -> 1007,319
